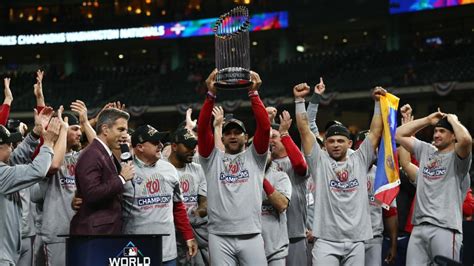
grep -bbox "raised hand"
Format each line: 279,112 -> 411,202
427,108 -> 446,126
266,106 -> 277,123
43,117 -> 61,146
314,77 -> 326,95
33,70 -> 44,98
278,110 -> 292,134
372,86 -> 387,102
33,106 -> 54,136
446,113 -> 459,124
293,83 -> 310,99
249,71 -> 262,92
400,104 -> 414,125
185,108 -> 197,131
71,100 -> 89,123
3,78 -> 13,104
205,69 -> 218,95
212,106 -> 224,128
56,105 -> 70,130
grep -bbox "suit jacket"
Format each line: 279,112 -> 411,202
70,139 -> 124,235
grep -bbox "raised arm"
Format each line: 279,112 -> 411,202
293,83 -> 315,156
0,118 -> 60,194
397,104 -> 418,183
395,108 -> 445,153
0,78 -> 13,125
307,77 -> 325,136
48,106 -> 68,175
248,71 -> 270,155
34,70 -> 45,108
446,114 -> 472,159
197,70 -> 217,158
279,110 -> 308,176
366,87 -> 387,152
212,105 -> 225,152
71,100 -> 97,143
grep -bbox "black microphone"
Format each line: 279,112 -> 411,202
120,143 -> 135,188
120,143 -> 132,163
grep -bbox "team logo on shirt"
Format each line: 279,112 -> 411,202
137,174 -> 171,208
59,163 -> 76,189
422,156 -> 446,180
329,167 -> 359,192
219,156 -> 250,184
180,174 -> 198,206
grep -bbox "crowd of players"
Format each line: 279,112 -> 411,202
0,69 -> 472,266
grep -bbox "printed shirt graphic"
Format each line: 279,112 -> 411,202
305,137 -> 375,242
42,151 -> 80,243
412,139 -> 472,233
199,145 -> 267,235
174,162 -> 207,214
261,162 -> 292,260
122,158 -> 181,261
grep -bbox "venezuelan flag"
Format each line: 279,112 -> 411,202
374,93 -> 400,210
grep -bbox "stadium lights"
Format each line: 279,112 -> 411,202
296,45 -> 305,53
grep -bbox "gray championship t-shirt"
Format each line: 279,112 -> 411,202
42,151 -> 79,243
305,137 -> 375,242
261,162 -> 292,260
169,160 -> 209,247
199,145 -> 267,235
273,156 -> 308,239
412,138 -> 472,233
122,158 -> 182,262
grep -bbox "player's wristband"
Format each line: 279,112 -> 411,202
263,178 -> 276,196
295,101 -> 306,114
310,93 -> 322,104
206,91 -> 216,99
374,102 -> 381,115
248,90 -> 259,97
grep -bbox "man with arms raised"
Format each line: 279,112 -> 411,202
396,108 -> 471,264
294,83 -> 386,265
197,69 -> 270,265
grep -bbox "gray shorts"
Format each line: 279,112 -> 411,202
312,238 -> 365,266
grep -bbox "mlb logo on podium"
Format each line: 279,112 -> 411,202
123,247 -> 138,256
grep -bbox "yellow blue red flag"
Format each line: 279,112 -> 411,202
375,93 -> 400,209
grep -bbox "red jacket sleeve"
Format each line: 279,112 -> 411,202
0,104 -> 10,126
463,188 -> 474,217
250,94 -> 270,155
197,97 -> 215,158
281,135 -> 308,177
173,201 -> 194,241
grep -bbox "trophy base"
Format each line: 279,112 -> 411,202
215,67 -> 252,90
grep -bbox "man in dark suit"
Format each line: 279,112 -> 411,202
70,108 -> 135,235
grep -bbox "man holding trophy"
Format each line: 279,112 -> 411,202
196,7 -> 271,264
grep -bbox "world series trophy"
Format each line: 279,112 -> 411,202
213,6 -> 252,89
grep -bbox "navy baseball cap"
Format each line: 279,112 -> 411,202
222,118 -> 246,133
131,125 -> 168,147
171,127 -> 198,149
325,124 -> 351,139
434,117 -> 454,132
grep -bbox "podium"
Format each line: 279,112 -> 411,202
62,234 -> 167,266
